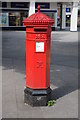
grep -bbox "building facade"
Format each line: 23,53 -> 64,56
0,0 -> 79,31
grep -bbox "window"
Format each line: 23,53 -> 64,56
35,3 -> 50,9
9,12 -> 28,26
78,10 -> 80,27
11,2 -> 29,8
2,2 -> 7,8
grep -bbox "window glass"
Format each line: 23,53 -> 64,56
2,2 -> 7,8
9,12 -> 28,26
0,13 -> 9,26
78,10 -> 80,27
11,2 -> 29,8
35,3 -> 50,9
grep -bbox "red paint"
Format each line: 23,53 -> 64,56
23,5 -> 54,89
58,5 -> 61,17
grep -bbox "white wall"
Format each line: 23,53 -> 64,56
50,2 -> 57,10
62,3 -> 66,29
7,2 -> 11,8
29,0 -> 35,16
70,2 -> 78,31
54,12 -> 57,28
50,2 -> 57,28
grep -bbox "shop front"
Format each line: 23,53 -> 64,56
0,13 -> 9,27
9,12 -> 28,26
2,2 -> 29,30
35,2 -> 57,30
2,2 -> 57,30
66,8 -> 71,27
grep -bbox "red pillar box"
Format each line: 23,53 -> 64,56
23,5 -> 54,106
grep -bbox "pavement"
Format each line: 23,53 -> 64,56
2,31 -> 79,118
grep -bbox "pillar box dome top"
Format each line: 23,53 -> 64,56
23,5 -> 54,26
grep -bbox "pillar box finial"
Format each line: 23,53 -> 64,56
37,5 -> 40,12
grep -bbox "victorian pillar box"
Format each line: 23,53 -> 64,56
23,5 -> 54,106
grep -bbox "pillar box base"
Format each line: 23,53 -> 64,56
24,87 -> 52,106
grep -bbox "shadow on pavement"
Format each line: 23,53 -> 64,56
51,82 -> 78,100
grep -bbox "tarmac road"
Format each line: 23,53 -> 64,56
2,31 -> 78,118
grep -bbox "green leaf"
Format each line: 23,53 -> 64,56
48,100 -> 56,106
